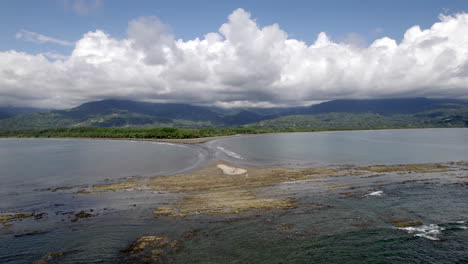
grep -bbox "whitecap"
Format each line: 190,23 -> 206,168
398,224 -> 445,241
365,190 -> 384,196
217,146 -> 244,159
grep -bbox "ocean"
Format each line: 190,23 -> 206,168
1,128 -> 467,263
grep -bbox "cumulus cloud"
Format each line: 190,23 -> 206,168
2,9 -> 468,108
15,29 -> 74,46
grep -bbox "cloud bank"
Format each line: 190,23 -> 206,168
1,9 -> 468,108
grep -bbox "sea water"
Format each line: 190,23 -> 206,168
210,128 -> 468,167
1,129 -> 467,263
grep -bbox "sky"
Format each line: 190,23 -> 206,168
1,0 -> 468,108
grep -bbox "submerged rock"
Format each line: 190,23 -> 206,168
394,221 -> 424,228
14,230 -> 49,237
70,211 -> 94,222
122,235 -> 181,263
183,229 -> 200,239
32,252 -> 64,264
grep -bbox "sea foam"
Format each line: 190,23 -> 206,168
151,142 -> 187,148
365,190 -> 384,197
398,224 -> 445,241
217,146 -> 244,159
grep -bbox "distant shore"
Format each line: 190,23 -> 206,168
1,133 -> 279,144
1,127 -> 461,144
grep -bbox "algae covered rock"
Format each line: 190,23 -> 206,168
394,221 -> 424,228
0,213 -> 35,224
122,235 -> 182,263
70,210 -> 94,222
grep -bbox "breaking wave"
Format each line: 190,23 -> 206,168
151,142 -> 188,148
365,190 -> 384,197
217,146 -> 244,159
398,224 -> 445,241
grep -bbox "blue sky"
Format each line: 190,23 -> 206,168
2,0 -> 467,56
1,0 -> 468,108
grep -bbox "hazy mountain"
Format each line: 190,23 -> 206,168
0,106 -> 46,120
0,98 -> 467,131
296,98 -> 468,115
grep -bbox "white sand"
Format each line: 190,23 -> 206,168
217,164 -> 247,175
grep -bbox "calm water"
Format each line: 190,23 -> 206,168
211,128 -> 468,167
0,129 -> 467,263
0,139 -> 206,212
0,139 -> 204,187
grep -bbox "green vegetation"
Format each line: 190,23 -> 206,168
0,127 -> 278,139
0,122 -> 462,140
245,111 -> 468,129
0,98 -> 466,138
1,98 -> 467,131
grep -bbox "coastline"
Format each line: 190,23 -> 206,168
2,129 -> 468,263
0,127 -> 458,144
0,134 -> 244,144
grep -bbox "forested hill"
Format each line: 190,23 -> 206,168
0,106 -> 46,120
0,98 -> 467,131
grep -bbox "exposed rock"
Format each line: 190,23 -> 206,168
122,235 -> 181,263
50,186 -> 74,192
0,213 -> 35,224
72,161 -> 465,218
154,189 -> 296,217
394,221 -> 424,227
357,164 -> 451,173
70,211 -> 94,222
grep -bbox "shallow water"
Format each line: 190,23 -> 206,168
1,129 -> 467,263
210,128 -> 468,167
173,183 -> 468,263
0,139 -> 207,214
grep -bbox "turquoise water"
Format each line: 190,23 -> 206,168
0,129 -> 467,263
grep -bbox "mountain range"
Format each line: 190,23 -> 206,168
0,98 -> 467,131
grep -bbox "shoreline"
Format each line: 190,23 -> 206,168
0,127 -> 458,144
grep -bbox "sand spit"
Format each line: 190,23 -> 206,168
73,161 -> 467,217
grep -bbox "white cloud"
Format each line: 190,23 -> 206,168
342,32 -> 368,48
15,29 -> 74,46
40,52 -> 69,60
2,9 -> 468,108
